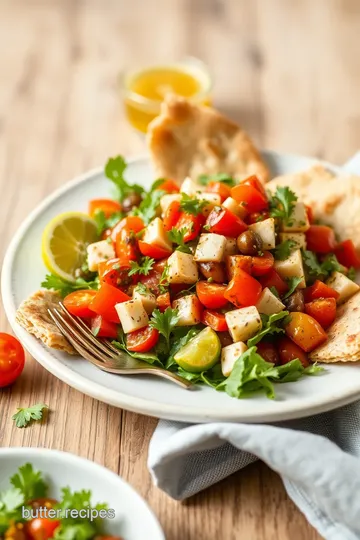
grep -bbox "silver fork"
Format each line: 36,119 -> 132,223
47,303 -> 193,390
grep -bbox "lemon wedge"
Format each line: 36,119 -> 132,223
42,212 -> 98,282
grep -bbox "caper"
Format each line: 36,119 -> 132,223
236,230 -> 263,255
284,290 -> 305,312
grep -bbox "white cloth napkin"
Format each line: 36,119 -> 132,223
148,153 -> 360,540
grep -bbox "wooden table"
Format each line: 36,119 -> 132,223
1,0 -> 360,538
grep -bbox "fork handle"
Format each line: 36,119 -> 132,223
144,367 -> 194,390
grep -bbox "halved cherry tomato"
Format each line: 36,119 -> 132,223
334,239 -> 360,269
89,283 -> 131,323
176,212 -> 205,242
138,240 -> 172,259
98,258 -> 134,287
305,225 -> 336,254
224,269 -> 262,307
127,326 -> 159,352
251,251 -> 274,276
88,199 -> 122,218
111,216 -> 145,241
163,200 -> 181,231
202,310 -> 228,332
115,227 -> 139,265
0,333 -> 25,388
226,255 -> 252,280
247,210 -> 270,224
256,341 -> 280,365
155,179 -> 180,193
156,292 -> 171,312
231,184 -> 268,212
206,207 -> 247,237
91,315 -> 118,339
258,268 -> 288,296
241,175 -> 267,198
26,517 -> 61,540
285,312 -> 327,352
63,290 -> 97,318
303,280 -> 339,303
277,336 -> 309,367
206,181 -> 231,202
305,204 -> 314,224
304,298 -> 336,329
140,259 -> 168,294
196,282 -> 228,309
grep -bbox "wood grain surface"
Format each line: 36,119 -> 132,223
1,0 -> 360,538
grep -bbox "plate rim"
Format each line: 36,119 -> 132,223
3,151 -> 360,423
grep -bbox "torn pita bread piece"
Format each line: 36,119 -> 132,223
268,165 -> 360,250
16,290 -> 77,355
147,95 -> 270,184
309,291 -> 360,363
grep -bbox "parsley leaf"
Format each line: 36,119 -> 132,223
159,263 -> 170,293
128,256 -> 155,276
302,250 -> 345,282
41,274 -> 100,298
197,173 -> 235,187
283,277 -> 304,299
247,311 -> 290,347
12,404 -> 49,428
149,307 -> 180,350
348,266 -> 357,281
180,193 -> 207,216
10,463 -> 47,502
273,239 -> 297,260
320,253 -> 345,275
132,189 -> 165,224
105,156 -> 144,202
93,209 -> 123,235
134,282 -> 152,296
270,186 -> 298,225
168,227 -> 192,254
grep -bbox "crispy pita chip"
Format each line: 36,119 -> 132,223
268,165 -> 360,249
147,96 -> 270,184
309,292 -> 360,363
16,290 -> 76,355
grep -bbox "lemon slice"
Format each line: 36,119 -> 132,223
42,212 -> 98,282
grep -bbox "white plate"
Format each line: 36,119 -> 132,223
0,447 -> 164,540
3,152 -> 360,423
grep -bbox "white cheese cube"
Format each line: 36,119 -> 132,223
225,306 -> 262,343
133,289 -> 157,314
281,202 -> 310,232
326,271 -> 360,304
249,218 -> 276,249
221,342 -> 248,377
172,295 -> 202,326
180,177 -> 204,196
200,193 -> 222,217
274,249 -> 306,288
87,240 -> 115,272
256,287 -> 285,315
223,237 -> 238,258
279,232 -> 306,250
143,217 -> 172,252
160,193 -> 181,215
115,299 -> 149,333
167,251 -> 199,284
194,233 -> 227,262
222,197 -> 247,219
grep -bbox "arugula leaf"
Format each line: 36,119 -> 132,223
128,256 -> 155,276
348,266 -> 357,281
41,274 -> 99,298
270,186 -> 298,225
10,463 -> 47,502
269,286 -> 280,299
247,311 -> 290,347
197,173 -> 235,187
302,250 -> 345,282
105,156 -> 144,202
273,239 -> 297,260
166,327 -> 201,369
168,227 -> 192,254
132,189 -> 165,224
93,209 -> 123,235
12,404 -> 49,428
149,307 -> 180,350
283,277 -> 304,299
180,193 -> 207,216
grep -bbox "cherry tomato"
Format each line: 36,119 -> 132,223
26,517 -> 60,540
91,315 -> 118,339
127,326 -> 159,352
251,251 -> 274,277
258,269 -> 289,296
115,227 -> 139,265
277,336 -> 309,367
155,179 -> 180,193
63,290 -> 97,318
140,259 -> 168,295
224,269 -> 262,307
98,258 -> 134,288
202,310 -> 228,332
226,255 -> 252,280
334,239 -> 360,269
305,204 -> 314,224
156,292 -> 171,312
138,241 -> 172,259
196,282 -> 228,309
0,333 -> 25,388
206,207 -> 247,237
247,210 -> 270,224
111,216 -> 145,241
231,183 -> 268,212
241,175 -> 267,198
285,312 -> 327,352
163,200 -> 182,231
206,181 -> 231,202
303,280 -> 339,303
305,225 -> 336,254
88,199 -> 122,218
256,341 -> 280,365
304,298 -> 337,329
90,283 -> 131,323
176,212 -> 205,242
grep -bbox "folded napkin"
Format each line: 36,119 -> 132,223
148,153 -> 360,540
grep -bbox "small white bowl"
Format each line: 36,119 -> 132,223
0,448 -> 164,540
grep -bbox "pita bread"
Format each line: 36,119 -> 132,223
309,292 -> 360,363
147,95 -> 270,184
268,165 -> 360,249
16,290 -> 76,355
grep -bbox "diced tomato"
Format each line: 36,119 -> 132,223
138,241 -> 171,259
258,269 -> 288,296
89,283 -> 131,323
226,255 -> 252,280
256,341 -> 280,365
231,183 -> 268,212
285,312 -> 327,352
224,269 -> 262,307
176,212 -> 205,242
111,216 -> 144,241
140,259 -> 168,294
202,310 -> 228,332
63,290 -> 97,318
26,517 -> 61,539
247,210 -> 270,224
98,258 -> 134,287
334,239 -> 360,269
251,251 -> 274,277
115,227 -> 139,265
0,333 -> 25,388
206,181 -> 231,202
196,282 -> 228,309
305,204 -> 314,224
305,298 -> 337,329
91,315 -> 118,339
303,280 -> 339,303
127,326 -> 159,352
277,336 -> 309,367
305,225 -> 336,254
155,179 -> 180,193
163,200 -> 181,231
88,199 -> 122,218
206,207 -> 247,237
156,292 -> 171,312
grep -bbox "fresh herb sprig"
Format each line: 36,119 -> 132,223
270,186 -> 297,225
12,404 -> 49,428
168,227 -> 192,254
180,193 -> 207,216
128,256 -> 155,276
105,156 -> 144,202
149,308 -> 180,350
41,274 -> 99,298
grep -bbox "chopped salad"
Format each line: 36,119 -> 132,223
39,156 -> 360,399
